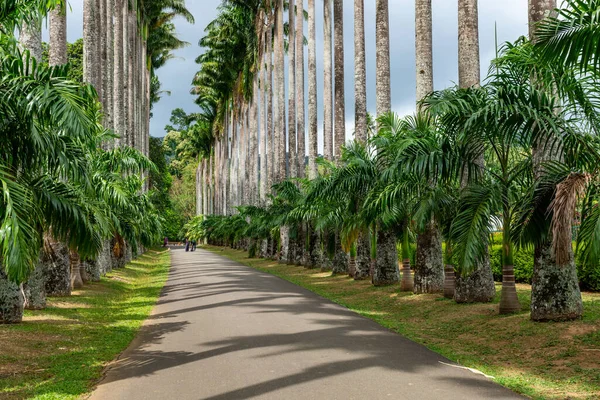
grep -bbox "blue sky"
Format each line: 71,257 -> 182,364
53,0 -> 529,146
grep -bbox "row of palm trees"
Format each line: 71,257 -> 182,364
0,0 -> 192,323
191,0 -> 600,321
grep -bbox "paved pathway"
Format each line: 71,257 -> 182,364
90,248 -> 522,400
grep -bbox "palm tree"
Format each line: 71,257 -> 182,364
114,0 -> 125,147
275,0 -> 286,182
296,0 -> 306,178
375,0 -> 391,116
288,0 -> 297,178
323,0 -> 333,160
307,0 -> 318,179
49,3 -> 67,66
415,0 -> 433,103
105,0 -> 114,135
333,0 -> 345,159
454,0 -> 496,303
354,0 -> 367,143
527,0 -> 584,321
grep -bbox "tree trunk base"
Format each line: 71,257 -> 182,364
414,222 -> 443,294
354,231 -> 371,280
443,265 -> 455,299
0,269 -> 24,323
373,228 -> 400,286
454,261 -> 496,303
531,246 -> 582,321
400,259 -> 413,291
499,265 -> 521,314
43,240 -> 71,297
24,262 -> 46,310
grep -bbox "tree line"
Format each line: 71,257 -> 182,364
186,0 -> 600,322
0,0 -> 192,323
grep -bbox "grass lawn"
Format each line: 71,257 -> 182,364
204,245 -> 600,400
0,247 -> 170,400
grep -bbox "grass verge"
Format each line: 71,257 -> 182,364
203,245 -> 600,400
0,247 -> 170,399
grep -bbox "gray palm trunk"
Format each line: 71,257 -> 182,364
296,0 -> 306,178
528,0 -> 582,321
375,0 -> 391,116
252,75 -> 260,205
372,0 -> 398,286
261,32 -> 268,203
413,0 -> 444,294
267,23 -> 275,196
114,0 -> 125,147
20,21 -> 42,61
275,0 -> 286,182
84,0 -> 97,90
454,0 -> 497,303
354,0 -> 367,144
331,0 -> 348,273
288,0 -> 297,178
49,5 -> 67,66
307,0 -> 318,179
105,0 -> 114,138
127,11 -> 135,148
18,21 -> 48,312
323,0 -> 333,160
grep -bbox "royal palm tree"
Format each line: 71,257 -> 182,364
354,0 -> 367,143
275,0 -> 285,182
375,0 -> 391,117
296,0 -> 305,177
323,0 -> 333,160
288,0 -> 297,178
49,2 -> 67,66
114,0 -> 125,147
453,0 -> 496,303
307,0 -> 318,179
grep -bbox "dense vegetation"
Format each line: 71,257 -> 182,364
185,0 -> 600,323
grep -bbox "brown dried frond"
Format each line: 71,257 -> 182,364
550,172 -> 590,265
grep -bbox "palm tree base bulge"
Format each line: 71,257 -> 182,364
23,263 -> 47,310
454,262 -> 496,303
443,265 -> 455,299
413,223 -> 444,294
499,265 -> 521,314
531,246 -> 582,321
0,268 -> 24,324
400,259 -> 414,291
372,229 -> 400,286
43,241 -> 72,297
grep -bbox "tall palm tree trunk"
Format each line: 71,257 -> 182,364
413,0 -> 444,294
454,0 -> 496,303
49,5 -> 67,66
331,0 -> 348,274
127,11 -> 135,148
354,0 -> 367,144
251,75 -> 259,205
288,0 -> 297,178
105,0 -> 114,137
307,0 -> 318,179
323,0 -> 333,161
114,0 -> 125,147
528,0 -> 582,321
296,0 -> 306,178
275,0 -> 286,183
372,0 -> 399,286
260,32 -> 268,203
266,23 -> 275,196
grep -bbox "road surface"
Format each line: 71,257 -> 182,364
89,248 -> 522,400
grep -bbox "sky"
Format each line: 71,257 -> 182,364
47,0 -> 529,146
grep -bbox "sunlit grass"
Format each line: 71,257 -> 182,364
204,245 -> 600,400
0,248 -> 170,400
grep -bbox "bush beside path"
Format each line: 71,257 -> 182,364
203,245 -> 600,400
0,248 -> 170,400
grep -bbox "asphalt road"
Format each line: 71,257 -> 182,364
89,248 -> 523,400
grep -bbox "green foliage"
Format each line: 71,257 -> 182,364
0,248 -> 170,399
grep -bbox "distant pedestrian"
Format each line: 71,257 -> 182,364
185,239 -> 190,252
191,240 -> 197,251
163,237 -> 168,247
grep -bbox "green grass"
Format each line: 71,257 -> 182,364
204,245 -> 600,400
0,248 -> 170,400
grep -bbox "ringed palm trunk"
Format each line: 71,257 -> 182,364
20,21 -> 48,310
114,0 -> 125,147
0,265 -> 24,324
83,0 -> 98,90
105,0 -> 115,139
275,0 -> 286,183
354,0 -> 367,143
528,0 -> 582,321
413,0 -> 444,294
307,0 -> 318,179
288,0 -> 297,178
261,33 -> 268,203
454,0 -> 496,303
296,0 -> 306,178
372,226 -> 400,286
127,10 -> 135,148
323,0 -> 333,161
375,0 -> 391,117
266,24 -> 275,196
49,4 -> 68,66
